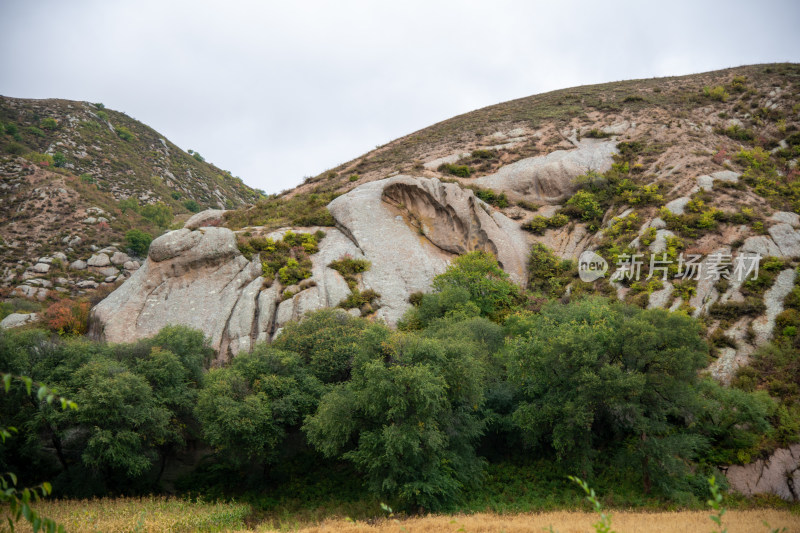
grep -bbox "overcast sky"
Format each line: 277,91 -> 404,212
1,1 -> 798,194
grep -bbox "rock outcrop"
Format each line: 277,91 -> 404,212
473,139 -> 617,203
89,177 -> 531,360
725,444 -> 800,501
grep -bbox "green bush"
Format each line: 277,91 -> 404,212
125,229 -> 153,256
26,126 -> 45,137
584,128 -> 611,138
328,256 -> 370,281
469,186 -> 509,208
527,243 -> 575,298
183,199 -> 202,213
471,149 -> 496,159
338,288 -> 380,312
40,117 -> 58,130
272,309 -> 369,383
24,152 -> 54,165
115,125 -> 134,141
724,124 -> 755,141
563,190 -> 603,221
432,250 -> 521,322
703,86 -> 729,102
140,202 -> 173,228
52,152 -> 67,167
438,163 -> 472,177
196,347 -> 323,468
5,142 -> 26,155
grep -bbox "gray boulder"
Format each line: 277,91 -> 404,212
184,209 -> 227,229
70,259 -> 88,270
771,211 -> 800,228
0,313 -> 39,329
664,196 -> 690,215
31,263 -> 50,274
110,252 -> 131,265
87,253 -> 111,267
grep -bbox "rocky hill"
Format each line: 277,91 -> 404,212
0,96 -> 261,310
87,64 -> 800,387
4,63 -> 800,502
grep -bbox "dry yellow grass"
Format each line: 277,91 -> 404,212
248,510 -> 800,533
12,496 -> 250,532
10,500 -> 800,533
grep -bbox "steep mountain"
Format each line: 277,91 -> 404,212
88,63 -> 800,385
0,96 -> 261,306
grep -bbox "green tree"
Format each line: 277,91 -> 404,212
429,250 -> 521,323
72,358 -> 171,481
1,373 -> 74,533
507,298 -> 713,494
271,309 -> 368,383
125,229 -> 153,257
304,325 -> 486,510
195,347 -> 323,469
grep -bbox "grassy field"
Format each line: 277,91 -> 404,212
13,499 -> 800,533
14,496 -> 251,532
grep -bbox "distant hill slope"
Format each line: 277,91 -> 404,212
0,96 -> 261,307
0,96 -> 260,208
226,62 -> 799,229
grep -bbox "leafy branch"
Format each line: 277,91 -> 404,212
1,372 -> 76,532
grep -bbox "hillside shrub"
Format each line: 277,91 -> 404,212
44,300 -> 91,336
704,86 -> 729,102
527,243 -> 575,298
40,117 -> 58,130
183,199 -> 202,213
5,142 -> 25,155
464,185 -> 508,208
115,126 -> 134,141
140,202 -> 173,228
196,347 -> 323,468
125,229 -> 153,256
272,309 -> 369,383
438,163 -> 472,177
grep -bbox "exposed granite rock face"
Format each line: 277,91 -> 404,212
769,223 -> 800,257
751,268 -> 797,346
89,227 -> 262,362
90,176 -> 530,360
473,140 -> 617,203
725,444 -> 800,501
328,175 -> 530,325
